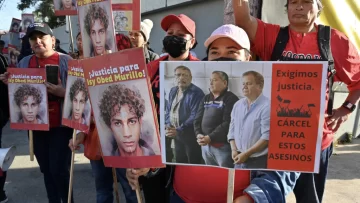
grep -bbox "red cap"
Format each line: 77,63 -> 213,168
161,14 -> 196,37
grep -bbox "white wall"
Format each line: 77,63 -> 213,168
142,0 -> 193,13
142,0 -> 224,60
162,61 -> 272,100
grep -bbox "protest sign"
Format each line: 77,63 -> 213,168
112,0 -> 140,32
7,45 -> 19,68
54,0 -> 77,16
83,47 -> 163,168
78,0 -> 117,58
21,14 -> 34,33
62,60 -> 91,133
9,18 -> 21,33
159,61 -> 327,172
7,68 -> 49,131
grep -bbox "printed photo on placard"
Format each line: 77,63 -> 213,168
113,11 -> 133,32
7,68 -> 49,131
8,45 -> 19,67
159,61 -> 327,173
9,18 -> 21,33
21,14 -> 35,33
112,0 -> 132,3
54,0 -> 77,16
83,48 -> 163,169
112,0 -> 140,31
78,0 -> 116,58
62,60 -> 91,133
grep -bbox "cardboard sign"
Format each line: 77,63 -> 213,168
78,0 -> 117,58
159,61 -> 327,173
62,60 -> 91,133
83,48 -> 163,168
112,0 -> 141,32
54,0 -> 78,16
7,68 -> 49,131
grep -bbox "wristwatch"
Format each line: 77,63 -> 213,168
342,101 -> 356,112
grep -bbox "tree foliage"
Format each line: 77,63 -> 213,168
17,0 -> 66,28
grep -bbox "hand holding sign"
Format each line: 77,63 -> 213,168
45,78 -> 65,97
325,107 -> 349,132
0,72 -> 10,85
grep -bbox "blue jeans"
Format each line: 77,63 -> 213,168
293,143 -> 333,203
90,159 -> 137,203
170,190 -> 185,203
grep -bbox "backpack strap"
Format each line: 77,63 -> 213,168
270,26 -> 290,61
318,24 -> 336,115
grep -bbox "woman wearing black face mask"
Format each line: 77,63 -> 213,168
126,14 -> 198,203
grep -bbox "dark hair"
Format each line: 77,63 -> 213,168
174,65 -> 192,77
76,32 -> 81,39
10,51 -> 15,59
84,4 -> 109,36
242,71 -> 264,88
23,18 -> 32,25
285,0 -> 323,17
212,71 -> 229,87
14,84 -> 43,107
69,78 -> 88,102
0,40 -> 5,45
99,84 -> 145,127
12,22 -> 19,28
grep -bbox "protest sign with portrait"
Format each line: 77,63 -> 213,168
78,0 -> 117,58
112,0 -> 140,32
62,60 -> 91,133
159,61 -> 327,173
54,0 -> 77,16
83,47 -> 163,168
7,68 -> 49,131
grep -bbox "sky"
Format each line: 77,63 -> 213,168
0,0 -> 35,31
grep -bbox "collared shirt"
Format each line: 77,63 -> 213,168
170,89 -> 184,128
228,94 -> 270,157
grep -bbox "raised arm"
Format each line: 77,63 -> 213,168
232,0 -> 258,42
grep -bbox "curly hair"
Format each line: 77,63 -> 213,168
12,22 -> 19,28
84,4 -> 109,36
14,84 -> 42,107
99,84 -> 145,127
69,78 -> 88,102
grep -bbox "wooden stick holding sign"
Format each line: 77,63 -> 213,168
112,168 -> 121,203
136,185 -> 142,203
227,169 -> 235,203
67,129 -> 77,203
29,130 -> 34,161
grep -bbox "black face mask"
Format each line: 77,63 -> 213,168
163,36 -> 188,58
210,57 -> 240,61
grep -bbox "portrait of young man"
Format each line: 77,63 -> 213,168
59,0 -> 76,10
21,18 -> 33,33
13,84 -> 44,124
99,84 -> 156,157
68,78 -> 88,125
84,3 -> 112,57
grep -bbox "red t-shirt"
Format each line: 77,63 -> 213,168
252,19 -> 360,150
28,52 -> 62,128
174,166 -> 250,203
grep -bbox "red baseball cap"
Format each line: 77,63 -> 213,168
161,14 -> 196,37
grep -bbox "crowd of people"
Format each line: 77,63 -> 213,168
0,0 -> 359,203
